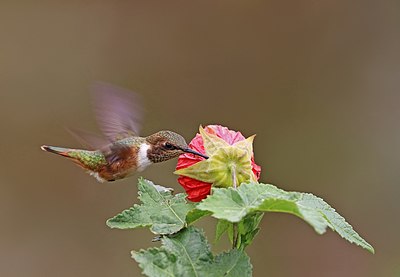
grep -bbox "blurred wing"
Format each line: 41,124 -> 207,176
68,127 -> 132,163
103,143 -> 134,164
91,82 -> 144,141
66,127 -> 109,150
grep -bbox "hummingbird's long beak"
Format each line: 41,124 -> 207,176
183,148 -> 209,159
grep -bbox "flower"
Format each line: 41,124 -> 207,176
175,125 -> 261,202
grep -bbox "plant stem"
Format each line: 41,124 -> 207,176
232,222 -> 238,249
231,166 -> 239,249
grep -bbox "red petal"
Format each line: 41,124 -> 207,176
251,156 -> 262,180
204,125 -> 245,145
178,176 -> 211,202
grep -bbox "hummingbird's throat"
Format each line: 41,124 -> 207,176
137,143 -> 153,171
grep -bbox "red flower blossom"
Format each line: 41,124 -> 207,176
176,125 -> 261,202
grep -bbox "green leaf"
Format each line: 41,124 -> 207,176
158,226 -> 213,277
198,183 -> 374,253
215,219 -> 230,243
296,193 -> 375,253
186,208 -> 211,225
133,248 -> 177,277
215,213 -> 263,250
132,226 -> 252,277
107,178 -> 195,234
213,249 -> 252,277
237,212 -> 264,250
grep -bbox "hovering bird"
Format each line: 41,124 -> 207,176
41,82 -> 208,182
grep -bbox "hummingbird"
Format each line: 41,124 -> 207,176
41,82 -> 208,182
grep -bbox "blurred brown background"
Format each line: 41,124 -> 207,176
1,1 -> 399,276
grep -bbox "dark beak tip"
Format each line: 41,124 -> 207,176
184,148 -> 209,159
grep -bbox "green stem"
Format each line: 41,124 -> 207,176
232,223 -> 238,249
231,165 -> 239,249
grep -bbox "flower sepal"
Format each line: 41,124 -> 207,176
175,126 -> 260,194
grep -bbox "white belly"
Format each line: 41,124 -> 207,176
89,171 -> 107,182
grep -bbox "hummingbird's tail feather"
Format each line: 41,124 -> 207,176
41,145 -> 88,168
41,145 -> 107,175
40,145 -> 71,157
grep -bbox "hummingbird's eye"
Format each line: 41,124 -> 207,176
164,142 -> 175,150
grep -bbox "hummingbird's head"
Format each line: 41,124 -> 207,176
146,131 -> 208,163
